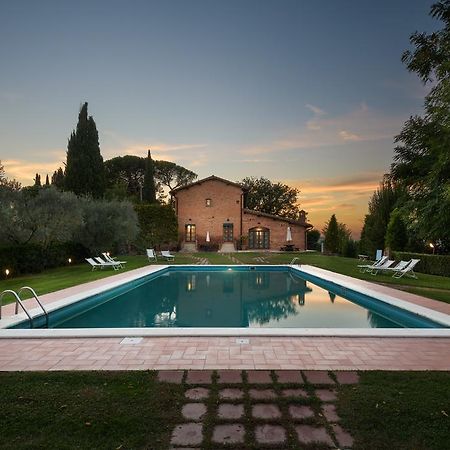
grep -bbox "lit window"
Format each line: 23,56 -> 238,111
205,198 -> 211,207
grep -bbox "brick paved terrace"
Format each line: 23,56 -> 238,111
0,336 -> 449,371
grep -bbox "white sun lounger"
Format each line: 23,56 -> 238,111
161,250 -> 175,261
86,257 -> 119,271
382,260 -> 410,274
391,259 -> 420,279
370,259 -> 395,275
102,253 -> 127,268
358,256 -> 388,273
93,256 -> 121,271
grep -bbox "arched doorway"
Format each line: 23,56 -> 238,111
248,227 -> 270,249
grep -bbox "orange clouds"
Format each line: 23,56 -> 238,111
283,173 -> 382,237
3,154 -> 65,185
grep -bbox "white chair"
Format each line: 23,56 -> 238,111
358,256 -> 388,273
370,259 -> 395,275
93,256 -> 121,271
146,248 -> 157,262
102,253 -> 127,268
392,259 -> 420,279
161,250 -> 175,261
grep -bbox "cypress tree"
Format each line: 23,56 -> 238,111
324,214 -> 339,254
34,173 -> 41,186
45,174 -> 50,186
65,102 -> 105,198
51,167 -> 65,189
142,149 -> 157,203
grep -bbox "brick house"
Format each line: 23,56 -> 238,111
170,175 -> 312,252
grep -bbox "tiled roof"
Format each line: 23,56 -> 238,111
243,208 -> 313,228
170,175 -> 244,194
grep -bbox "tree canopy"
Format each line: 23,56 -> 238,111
0,160 -> 21,191
390,0 -> 450,251
104,155 -> 197,202
240,176 -> 301,219
65,102 -> 106,198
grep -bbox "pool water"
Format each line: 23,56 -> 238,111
14,267 -> 444,329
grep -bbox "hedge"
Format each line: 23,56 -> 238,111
0,242 -> 88,279
392,251 -> 450,277
134,204 -> 178,249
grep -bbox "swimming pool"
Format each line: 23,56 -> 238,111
7,266 -> 448,330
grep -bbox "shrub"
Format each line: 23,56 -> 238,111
198,243 -> 220,252
0,242 -> 89,279
391,251 -> 450,277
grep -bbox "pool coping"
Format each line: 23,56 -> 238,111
1,264 -> 449,338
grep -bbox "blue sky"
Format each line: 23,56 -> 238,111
0,0 -> 438,234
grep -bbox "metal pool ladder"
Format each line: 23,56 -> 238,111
0,287 -> 49,328
290,257 -> 301,265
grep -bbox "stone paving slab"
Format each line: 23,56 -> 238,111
249,388 -> 277,400
252,403 -> 282,419
275,369 -> 304,384
322,403 -> 340,422
171,423 -> 203,446
217,369 -> 242,384
281,388 -> 308,398
303,370 -> 335,385
247,370 -> 272,383
217,403 -> 244,420
255,424 -> 287,445
295,424 -> 334,446
289,405 -> 315,420
335,370 -> 360,384
332,423 -> 354,448
315,388 -> 338,402
185,370 -> 213,384
158,370 -> 184,384
181,403 -> 207,421
212,424 -> 245,444
219,388 -> 244,400
185,387 -> 209,400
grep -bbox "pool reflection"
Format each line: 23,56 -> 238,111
54,270 -> 407,329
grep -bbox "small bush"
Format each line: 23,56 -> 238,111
392,251 -> 450,277
198,243 -> 220,252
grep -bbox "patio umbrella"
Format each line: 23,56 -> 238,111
206,231 -> 210,242
286,226 -> 292,242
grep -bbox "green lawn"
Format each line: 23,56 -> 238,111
0,370 -> 448,449
337,371 -> 450,450
0,371 -> 184,450
231,252 -> 450,303
1,251 -> 450,305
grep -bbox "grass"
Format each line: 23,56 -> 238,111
0,371 -> 184,450
337,371 -> 450,450
0,370 -> 448,449
1,251 -> 450,305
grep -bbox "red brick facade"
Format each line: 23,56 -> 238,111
171,176 -> 312,251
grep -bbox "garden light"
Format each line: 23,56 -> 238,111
68,258 -> 72,264
5,269 -> 10,277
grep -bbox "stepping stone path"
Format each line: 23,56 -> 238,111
164,369 -> 358,448
190,256 -> 210,265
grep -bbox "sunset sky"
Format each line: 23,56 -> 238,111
0,0 -> 437,236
